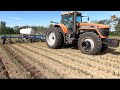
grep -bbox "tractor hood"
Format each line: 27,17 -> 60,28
78,22 -> 109,28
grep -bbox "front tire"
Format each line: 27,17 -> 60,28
78,32 -> 102,55
45,27 -> 63,49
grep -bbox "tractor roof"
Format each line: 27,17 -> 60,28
61,11 -> 81,15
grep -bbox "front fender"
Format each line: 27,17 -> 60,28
79,28 -> 108,38
54,24 -> 68,34
54,24 -> 68,43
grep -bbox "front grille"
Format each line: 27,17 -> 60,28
98,28 -> 109,36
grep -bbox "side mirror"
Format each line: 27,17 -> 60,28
88,17 -> 89,21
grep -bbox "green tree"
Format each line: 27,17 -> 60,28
0,21 -> 7,34
13,26 -> 20,34
7,27 -> 14,34
115,18 -> 120,32
49,24 -> 53,27
0,21 -> 6,27
97,20 -> 106,24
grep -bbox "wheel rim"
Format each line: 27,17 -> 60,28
46,31 -> 56,46
81,38 -> 94,52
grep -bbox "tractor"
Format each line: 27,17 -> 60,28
45,11 -> 119,55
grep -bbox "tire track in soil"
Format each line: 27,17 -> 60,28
18,43 -> 109,78
4,45 -> 47,79
35,43 -> 120,77
0,56 -> 10,79
12,44 -> 91,78
58,47 -> 120,77
36,42 -> 120,62
29,43 -> 120,78
61,46 -> 120,62
0,45 -> 32,79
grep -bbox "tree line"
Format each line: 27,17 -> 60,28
1,15 -> 120,36
0,21 -> 48,35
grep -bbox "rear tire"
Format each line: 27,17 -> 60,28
45,27 -> 63,49
78,32 -> 102,55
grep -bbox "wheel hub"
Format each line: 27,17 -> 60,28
81,38 -> 94,52
47,32 -> 56,46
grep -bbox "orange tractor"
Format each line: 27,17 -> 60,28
45,11 -> 119,55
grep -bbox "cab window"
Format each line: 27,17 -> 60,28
76,15 -> 82,23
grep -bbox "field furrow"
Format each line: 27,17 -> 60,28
16,43 -> 118,78
3,45 -> 47,79
0,45 -> 31,79
12,44 -> 92,78
34,43 -> 120,76
0,41 -> 120,79
0,54 -> 10,79
30,43 -> 120,78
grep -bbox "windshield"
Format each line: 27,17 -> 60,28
76,15 -> 82,23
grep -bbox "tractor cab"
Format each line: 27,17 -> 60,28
60,11 -> 89,38
61,11 -> 82,36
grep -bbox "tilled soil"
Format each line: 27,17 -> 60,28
0,42 -> 120,79
0,56 -> 10,79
